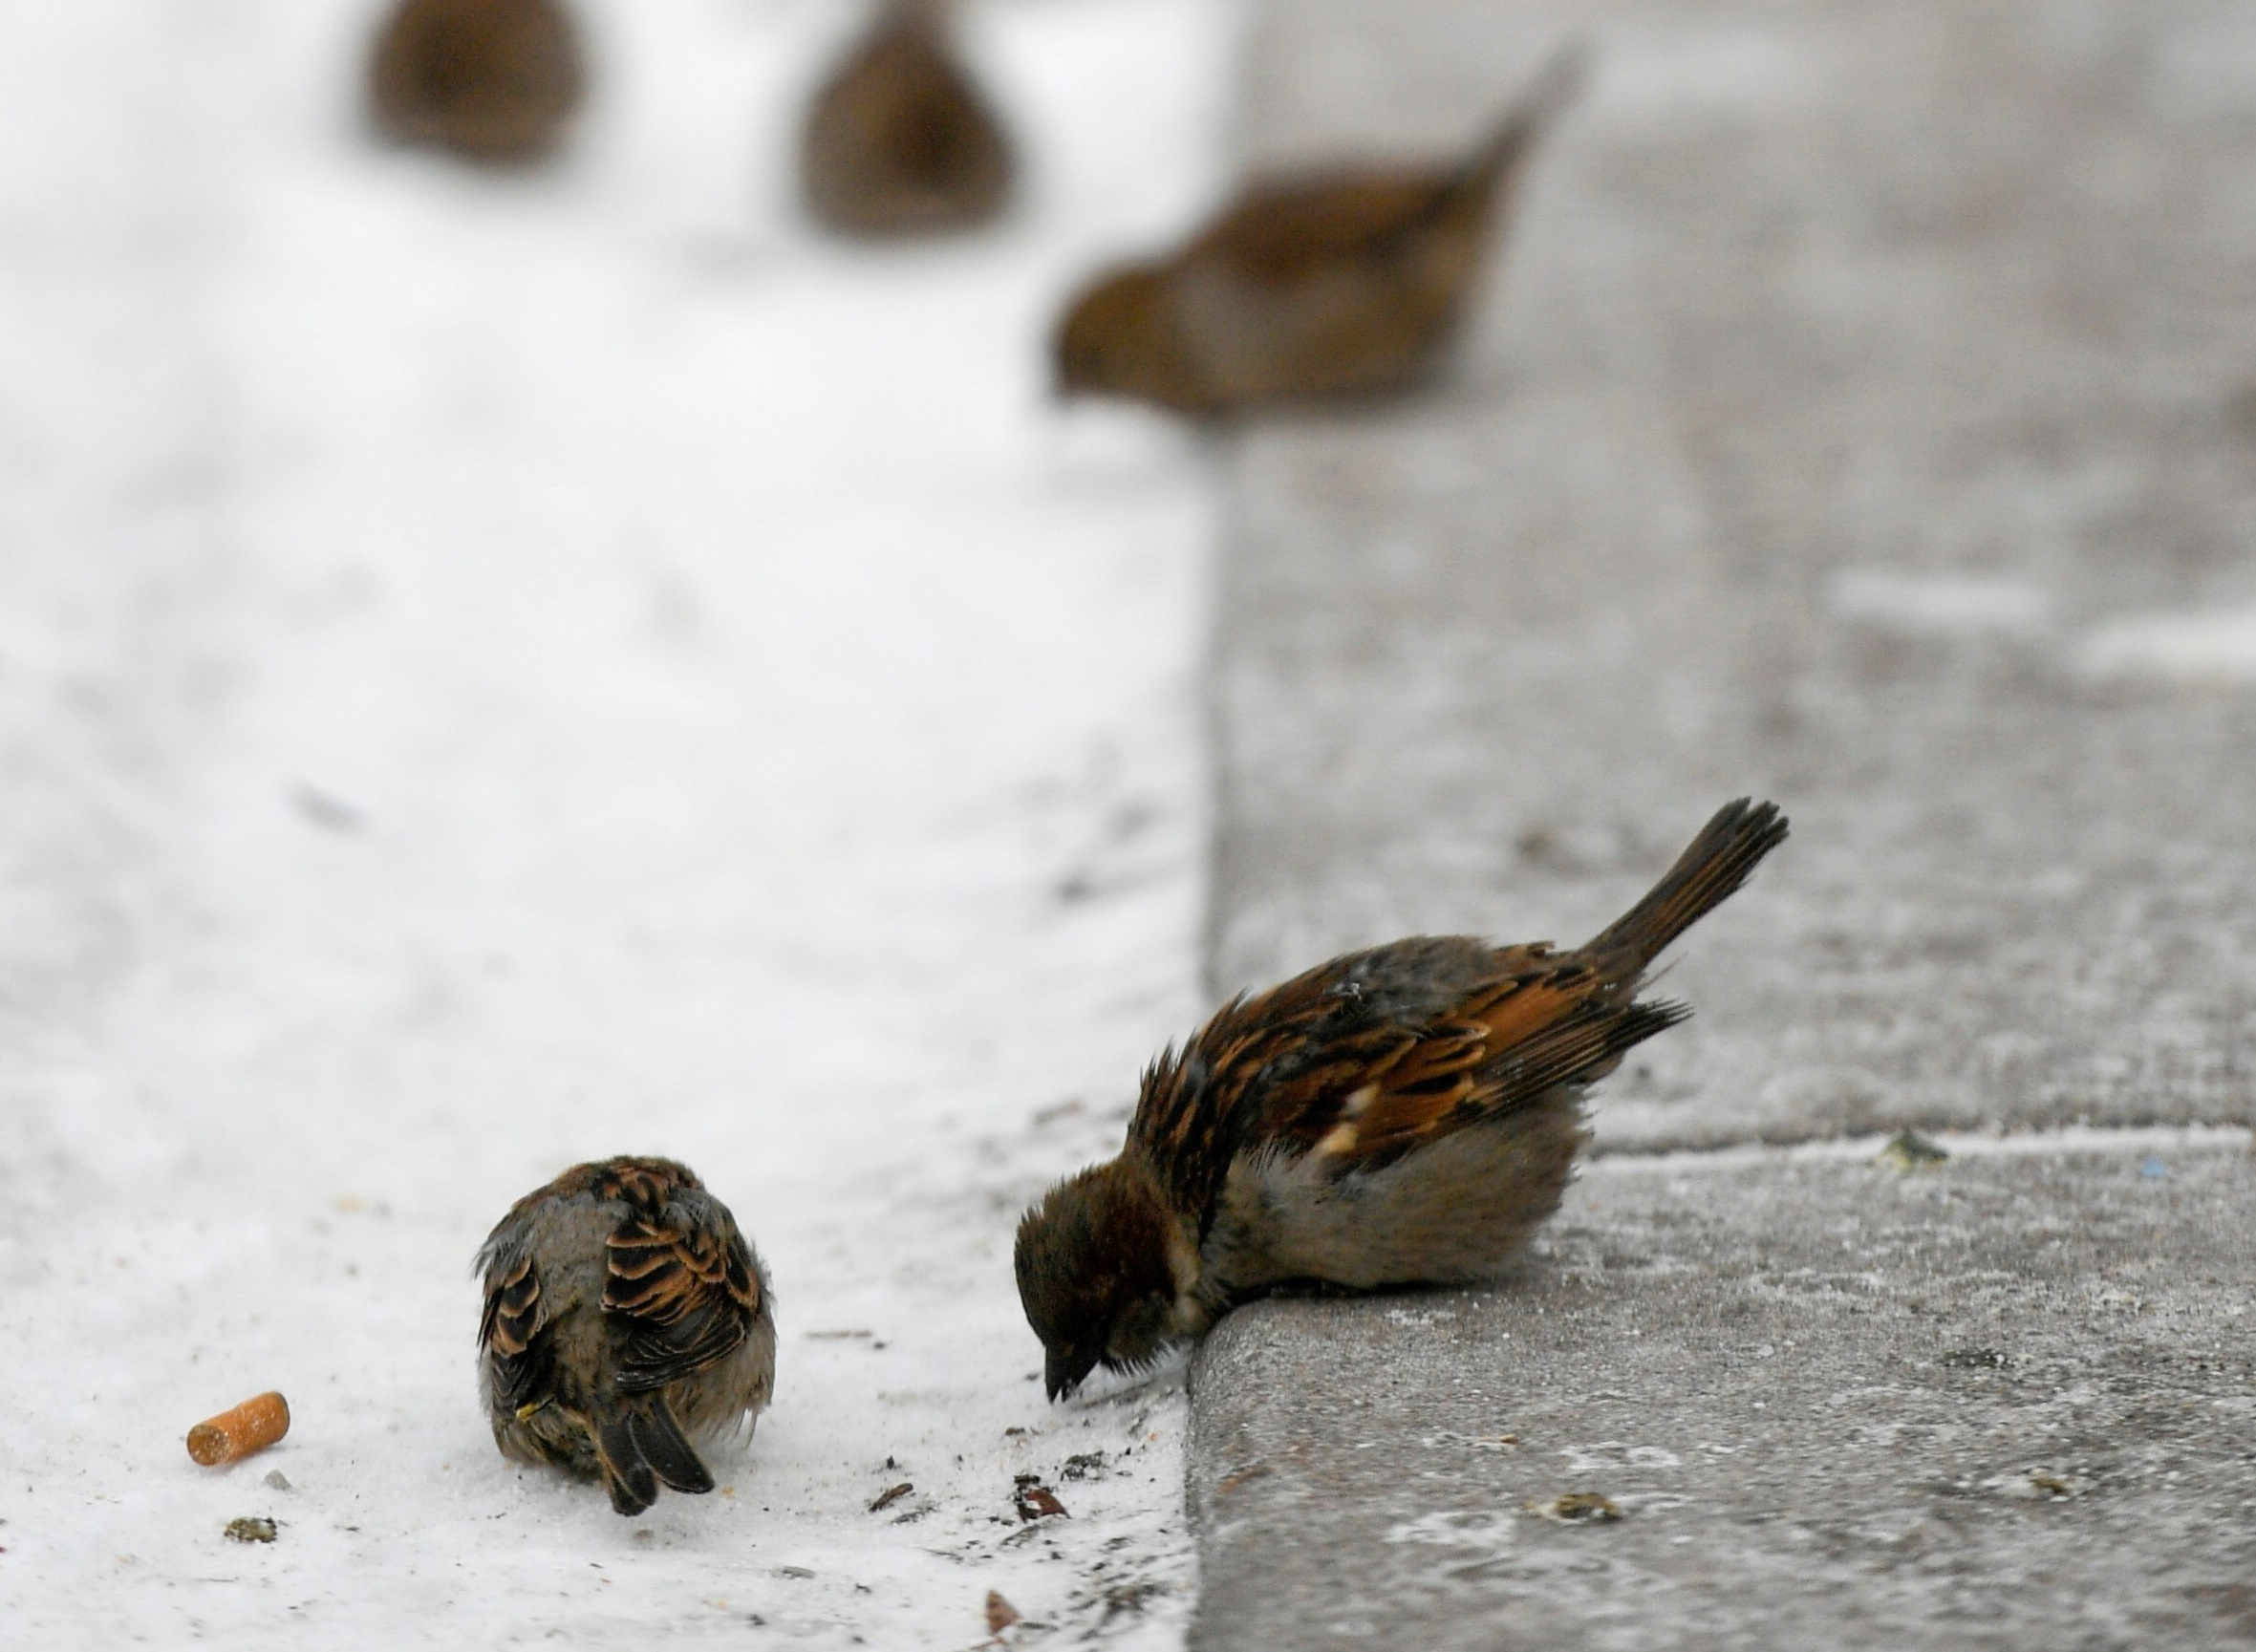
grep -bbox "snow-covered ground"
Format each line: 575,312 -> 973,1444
0,1 -> 1238,1643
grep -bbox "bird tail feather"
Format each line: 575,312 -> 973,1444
1585,798 -> 1790,978
631,1401 -> 716,1495
1466,39 -> 1590,186
595,1398 -> 714,1516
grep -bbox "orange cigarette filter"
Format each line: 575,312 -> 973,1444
186,1391 -> 290,1467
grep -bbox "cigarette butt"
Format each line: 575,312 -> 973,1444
186,1392 -> 290,1467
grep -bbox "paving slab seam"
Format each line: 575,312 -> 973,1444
1587,1122 -> 2254,1171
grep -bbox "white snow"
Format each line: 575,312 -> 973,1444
0,0 -> 1239,1643
2077,602 -> 2256,683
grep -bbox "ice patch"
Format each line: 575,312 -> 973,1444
1828,570 -> 2052,636
1384,1510 -> 1517,1551
1385,1306 -> 1459,1327
1559,1441 -> 1683,1475
2077,605 -> 2256,683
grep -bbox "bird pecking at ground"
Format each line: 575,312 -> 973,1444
1016,797 -> 1788,1399
1052,42 -> 1585,415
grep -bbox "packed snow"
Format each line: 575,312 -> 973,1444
0,0 -> 1238,1643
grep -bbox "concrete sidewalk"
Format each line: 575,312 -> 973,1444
1192,1139 -> 2255,1649
1192,0 -> 2256,1643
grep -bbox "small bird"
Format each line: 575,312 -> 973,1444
800,0 -> 1014,238
476,1156 -> 775,1516
1052,44 -> 1585,415
1016,798 -> 1787,1399
367,0 -> 587,166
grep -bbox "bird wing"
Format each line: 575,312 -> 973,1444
1295,961 -> 1687,1172
1135,942 -> 1689,1217
477,1238 -> 553,1415
602,1177 -> 762,1396
1195,171 -> 1460,283
1128,971 -> 1343,1221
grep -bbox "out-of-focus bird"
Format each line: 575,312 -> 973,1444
1053,44 -> 1585,415
368,0 -> 586,166
800,0 -> 1014,237
477,1157 -> 775,1516
1016,799 -> 1787,1399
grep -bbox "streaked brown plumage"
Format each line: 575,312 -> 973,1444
800,0 -> 1014,238
1052,44 -> 1584,415
477,1157 -> 775,1516
1016,799 -> 1788,1399
368,0 -> 586,166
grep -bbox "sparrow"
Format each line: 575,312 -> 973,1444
367,0 -> 586,166
800,0 -> 1014,238
1052,43 -> 1585,415
476,1156 -> 775,1516
1016,798 -> 1788,1399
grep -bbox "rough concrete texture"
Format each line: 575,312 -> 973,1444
1212,0 -> 2256,1149
1190,1 -> 2256,1645
1188,1138 -> 2256,1650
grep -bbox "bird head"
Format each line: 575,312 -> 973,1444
1051,266 -> 1193,407
1013,1157 -> 1182,1400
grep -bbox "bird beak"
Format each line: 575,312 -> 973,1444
1044,1346 -> 1097,1402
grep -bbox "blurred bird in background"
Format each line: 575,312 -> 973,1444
478,1157 -> 776,1516
1016,799 -> 1787,1399
801,0 -> 1015,238
1053,43 -> 1585,415
368,0 -> 587,165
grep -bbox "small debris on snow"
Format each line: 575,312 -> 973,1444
262,1470 -> 291,1492
224,1517 -> 278,1544
185,1390 -> 290,1467
1093,1580 -> 1169,1624
1059,1452 -> 1107,1481
984,1589 -> 1021,1633
1942,1348 -> 2009,1369
1535,1492 -> 1622,1524
868,1483 -> 913,1513
1878,1129 -> 1948,1170
1990,1471 -> 2077,1500
1013,1476 -> 1067,1522
290,783 -> 365,833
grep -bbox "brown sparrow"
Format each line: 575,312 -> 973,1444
1016,799 -> 1787,1398
477,1157 -> 775,1516
800,0 -> 1014,238
367,0 -> 586,165
1052,44 -> 1584,415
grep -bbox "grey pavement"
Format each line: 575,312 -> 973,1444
1190,1142 -> 2256,1650
1190,0 -> 2256,1644
1214,0 -> 2256,1150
